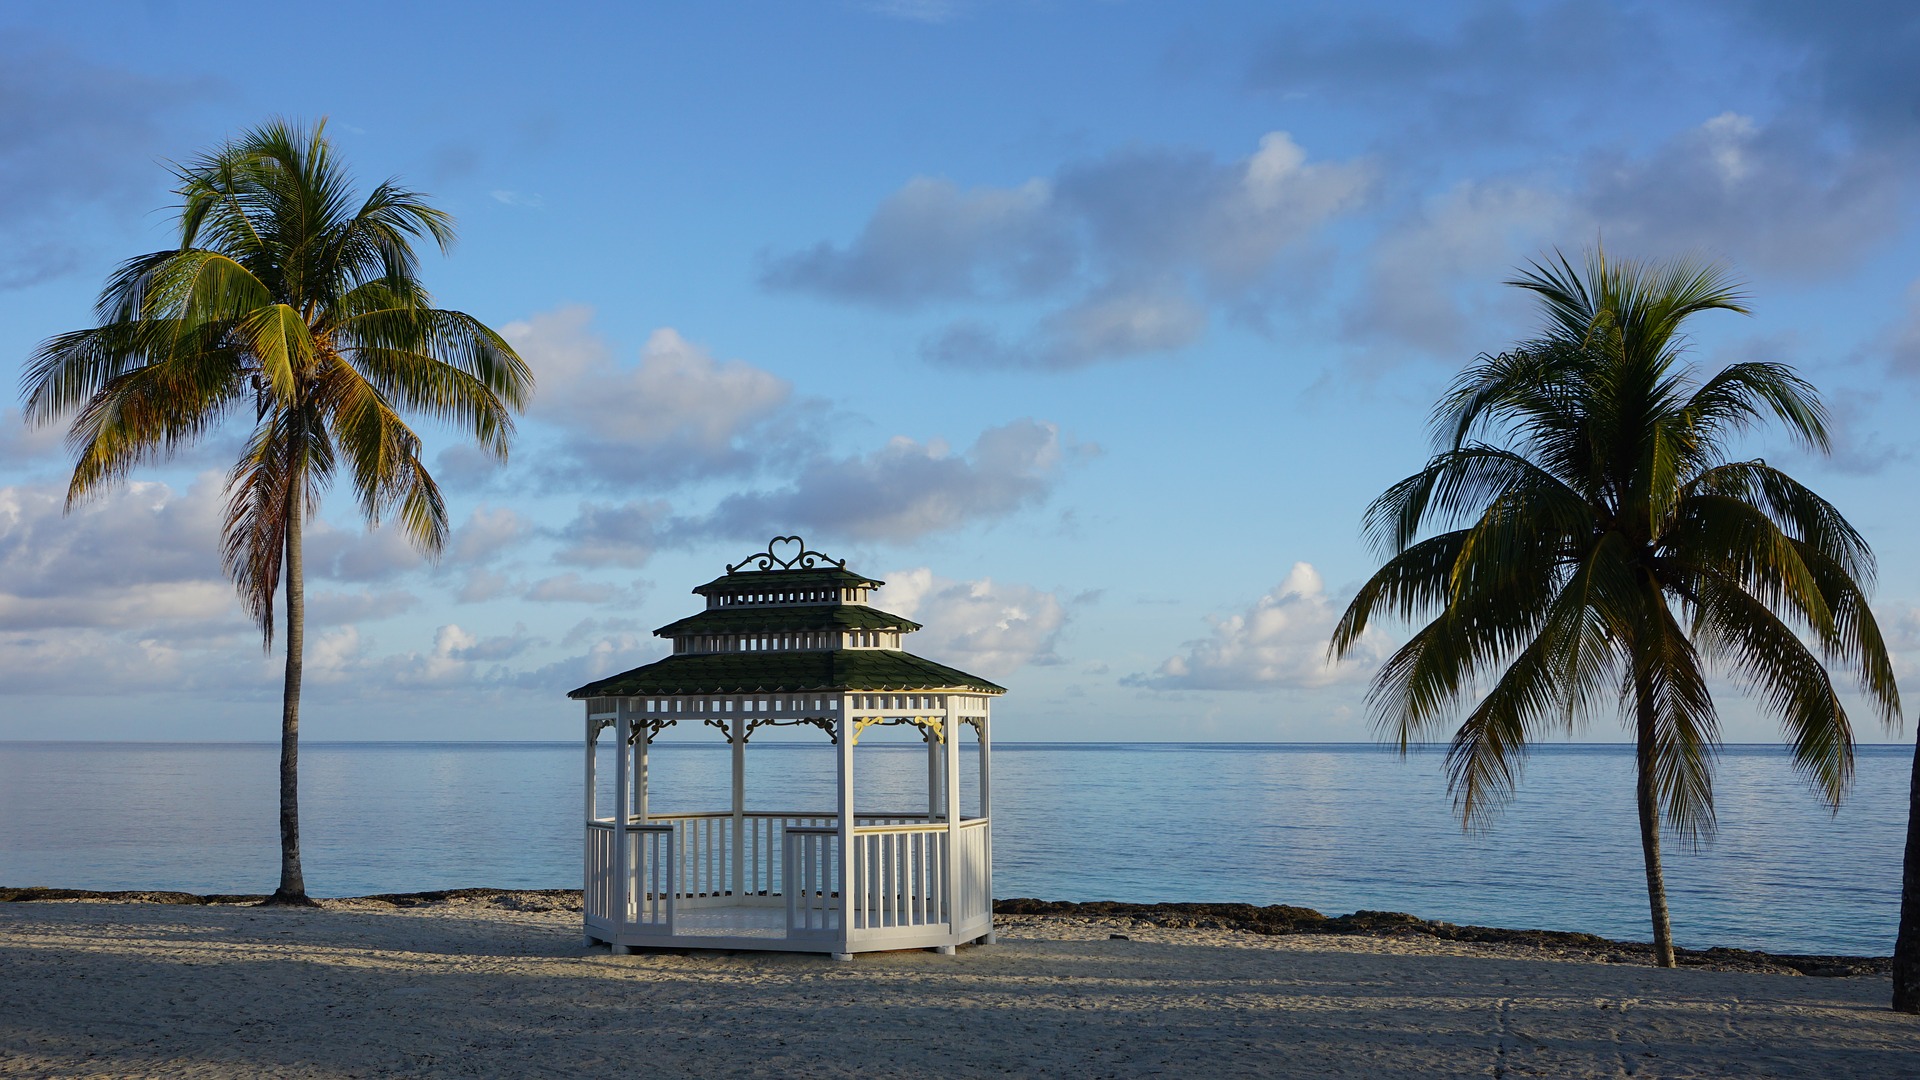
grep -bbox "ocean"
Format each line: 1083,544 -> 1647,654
0,740 -> 1909,956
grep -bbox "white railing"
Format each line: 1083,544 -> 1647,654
954,818 -> 991,929
590,812 -> 988,942
645,811 -> 932,901
783,826 -> 839,935
585,821 -> 674,932
585,821 -> 617,925
848,822 -> 948,931
628,824 -> 675,930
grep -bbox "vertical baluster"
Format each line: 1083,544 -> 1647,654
848,834 -> 860,930
867,834 -> 876,928
650,831 -> 659,922
793,835 -> 804,928
915,833 -> 926,925
890,834 -> 902,927
806,835 -> 816,928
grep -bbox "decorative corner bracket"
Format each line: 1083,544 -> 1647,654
852,715 -> 945,746
627,717 -> 678,745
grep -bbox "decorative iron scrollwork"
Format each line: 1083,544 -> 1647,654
744,716 -> 838,743
628,717 -> 678,745
852,715 -> 944,746
725,535 -> 847,574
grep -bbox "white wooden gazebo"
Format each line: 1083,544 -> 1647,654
569,537 -> 1004,959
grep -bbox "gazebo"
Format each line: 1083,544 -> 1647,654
569,537 -> 1005,959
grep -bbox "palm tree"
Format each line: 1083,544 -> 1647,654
21,119 -> 532,904
1329,248 -> 1899,967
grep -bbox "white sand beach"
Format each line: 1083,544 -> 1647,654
1,895 -> 1913,1078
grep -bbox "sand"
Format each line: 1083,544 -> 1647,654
1,894 -> 1913,1078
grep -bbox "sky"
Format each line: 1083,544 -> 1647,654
2,0 -> 1918,744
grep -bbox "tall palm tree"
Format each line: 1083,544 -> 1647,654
21,119 -> 532,904
1330,248 -> 1899,967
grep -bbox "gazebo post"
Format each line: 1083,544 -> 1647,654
634,719 -> 649,822
731,713 -> 745,898
611,705 -> 634,954
833,696 -> 856,961
978,707 -> 993,815
583,712 -> 599,947
980,708 -> 995,944
926,730 -> 942,820
939,696 -> 962,954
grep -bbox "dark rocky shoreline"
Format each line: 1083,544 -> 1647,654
992,898 -> 1890,977
1,886 -> 1888,977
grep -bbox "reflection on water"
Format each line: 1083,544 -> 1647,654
0,740 -> 1907,955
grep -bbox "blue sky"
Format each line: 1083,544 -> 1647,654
2,0 -> 1917,743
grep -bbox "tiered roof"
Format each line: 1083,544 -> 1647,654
568,537 -> 1005,699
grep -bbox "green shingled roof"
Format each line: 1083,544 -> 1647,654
568,650 -> 1006,698
653,604 -> 922,638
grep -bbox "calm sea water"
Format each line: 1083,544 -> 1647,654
0,741 -> 1909,956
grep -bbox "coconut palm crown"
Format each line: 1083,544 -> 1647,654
21,119 -> 532,902
1329,248 -> 1899,967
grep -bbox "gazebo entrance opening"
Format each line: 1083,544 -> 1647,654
570,538 -> 1004,958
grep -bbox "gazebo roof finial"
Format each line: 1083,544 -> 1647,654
725,535 -> 848,574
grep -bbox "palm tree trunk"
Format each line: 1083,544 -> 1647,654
1635,675 -> 1677,968
1893,728 -> 1920,1012
269,497 -> 311,905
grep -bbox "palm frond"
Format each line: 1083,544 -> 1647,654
1681,564 -> 1853,806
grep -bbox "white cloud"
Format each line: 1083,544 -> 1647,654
1056,132 -> 1370,290
304,589 -> 420,626
0,478 -> 272,698
1884,605 -> 1920,682
505,308 -> 807,489
691,418 -> 1066,542
1882,278 -> 1920,378
1344,108 -> 1913,367
0,475 -> 238,631
308,622 -> 545,688
450,505 -> 536,564
760,177 -> 1071,306
553,498 -> 672,568
1578,112 -> 1906,277
523,573 -> 645,606
561,617 -> 647,648
879,568 -> 1073,676
302,517 -> 429,583
0,408 -> 64,469
508,630 -> 665,692
1345,180 -> 1566,357
1245,2 -> 1666,152
1128,563 -> 1387,690
764,132 -> 1370,369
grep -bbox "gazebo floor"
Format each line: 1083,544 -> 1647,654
599,900 -> 981,953
671,904 -> 790,938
